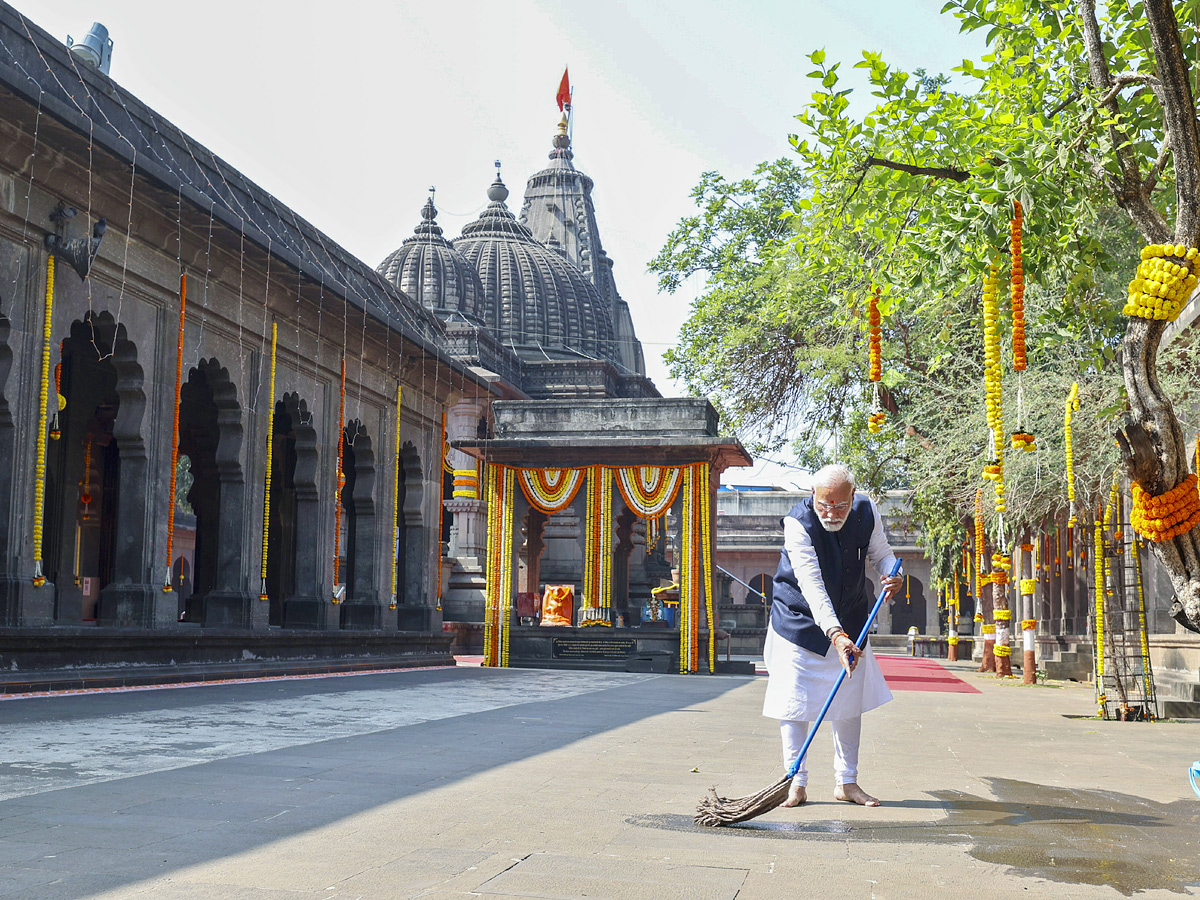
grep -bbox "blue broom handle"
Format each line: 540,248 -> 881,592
785,558 -> 903,781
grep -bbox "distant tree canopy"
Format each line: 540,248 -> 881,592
653,0 -> 1200,631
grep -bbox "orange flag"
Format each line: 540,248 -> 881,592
556,67 -> 571,111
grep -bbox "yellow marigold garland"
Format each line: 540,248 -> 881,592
1124,243 -> 1199,320
1021,618 -> 1037,631
1065,383 -> 1080,527
31,254 -> 55,587
1131,473 -> 1200,542
974,487 -> 985,587
1019,578 -> 1036,595
1093,511 -> 1106,704
982,260 -> 1005,512
332,357 -> 346,603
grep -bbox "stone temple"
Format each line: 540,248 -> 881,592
0,5 -> 748,684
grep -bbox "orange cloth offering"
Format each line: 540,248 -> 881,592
540,584 -> 575,626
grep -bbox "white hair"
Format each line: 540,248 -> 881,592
811,464 -> 856,492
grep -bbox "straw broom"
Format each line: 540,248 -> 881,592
695,559 -> 902,826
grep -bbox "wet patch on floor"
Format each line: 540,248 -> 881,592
634,778 -> 1200,895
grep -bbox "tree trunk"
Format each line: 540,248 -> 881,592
1081,0 -> 1200,634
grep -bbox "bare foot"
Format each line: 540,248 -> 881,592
780,782 -> 807,807
834,782 -> 880,807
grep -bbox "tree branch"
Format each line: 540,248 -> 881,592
861,156 -> 970,182
1098,72 -> 1164,105
1078,0 -> 1171,242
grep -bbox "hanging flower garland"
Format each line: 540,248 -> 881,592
521,467 -> 585,514
31,254 -> 55,587
1130,473 -> 1200,542
259,322 -> 278,602
1124,244 -> 1199,321
50,341 -> 64,441
163,273 -> 188,594
389,383 -> 403,610
1093,507 -> 1107,714
1132,538 -> 1153,716
699,462 -> 716,674
974,487 -> 985,594
483,465 -> 516,666
436,409 -> 445,612
332,357 -> 346,603
1065,382 -> 1080,527
867,285 -> 885,434
1010,200 -> 1027,370
615,465 -> 682,518
981,260 -> 1006,513
582,466 -> 613,618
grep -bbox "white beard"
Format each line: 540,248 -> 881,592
818,513 -> 847,532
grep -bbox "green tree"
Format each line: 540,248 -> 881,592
656,0 -> 1200,632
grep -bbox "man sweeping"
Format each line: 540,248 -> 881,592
763,464 -> 902,808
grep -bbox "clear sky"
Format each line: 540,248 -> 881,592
14,0 -> 984,486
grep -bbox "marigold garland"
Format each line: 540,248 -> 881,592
994,644 -> 1012,657
993,608 -> 1013,621
868,285 -> 882,381
981,623 -> 996,633
615,466 -> 682,518
332,357 -> 346,603
1131,473 -> 1200,542
1093,511 -> 1106,697
1021,618 -> 1037,631
1010,200 -> 1027,370
521,468 -> 585,514
31,254 -> 55,587
974,487 -> 985,588
483,465 -> 516,666
1019,578 -> 1036,595
163,273 -> 187,594
582,466 -> 614,615
259,323 -> 279,602
982,259 -> 1005,512
389,384 -> 403,609
1065,383 -> 1080,526
1124,243 -> 1199,320
1010,431 -> 1036,452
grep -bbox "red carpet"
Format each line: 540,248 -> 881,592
876,655 -> 981,693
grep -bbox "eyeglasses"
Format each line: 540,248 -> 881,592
814,500 -> 851,513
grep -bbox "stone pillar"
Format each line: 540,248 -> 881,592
98,434 -> 170,627
441,398 -> 489,623
283,417 -> 330,629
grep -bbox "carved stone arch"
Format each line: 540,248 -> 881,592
178,357 -> 254,627
0,313 -> 16,619
340,419 -> 380,628
267,391 -> 325,628
48,311 -> 160,627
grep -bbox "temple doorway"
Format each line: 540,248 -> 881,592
265,393 -> 318,624
43,318 -> 122,621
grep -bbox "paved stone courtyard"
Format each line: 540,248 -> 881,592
0,659 -> 1197,899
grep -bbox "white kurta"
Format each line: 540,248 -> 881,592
762,623 -> 892,721
762,495 -> 896,721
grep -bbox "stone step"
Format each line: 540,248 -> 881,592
1163,698 -> 1200,719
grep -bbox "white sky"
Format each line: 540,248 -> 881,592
15,0 -> 984,485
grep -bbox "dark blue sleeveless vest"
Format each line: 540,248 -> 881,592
770,494 -> 876,655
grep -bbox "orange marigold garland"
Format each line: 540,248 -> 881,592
1010,201 -> 1027,369
867,286 -> 885,433
163,272 -> 187,593
1131,473 -> 1200,542
332,356 -> 346,603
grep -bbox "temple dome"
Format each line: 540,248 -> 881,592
377,199 -> 486,323
453,172 -> 616,363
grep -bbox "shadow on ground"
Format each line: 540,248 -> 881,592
631,777 -> 1200,895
